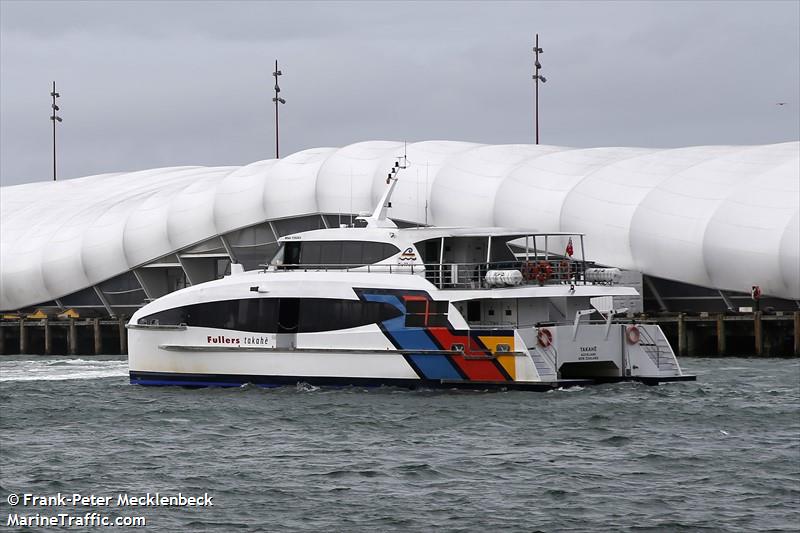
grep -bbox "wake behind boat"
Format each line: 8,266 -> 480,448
128,165 -> 695,390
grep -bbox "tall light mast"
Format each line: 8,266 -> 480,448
532,34 -> 547,145
50,81 -> 62,181
272,60 -> 286,158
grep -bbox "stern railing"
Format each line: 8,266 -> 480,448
270,260 -> 595,290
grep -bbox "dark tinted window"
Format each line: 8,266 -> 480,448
299,299 -> 401,332
278,298 -> 299,333
139,298 -> 401,333
281,241 -> 399,266
319,242 -> 342,264
405,300 -> 449,328
362,242 -> 397,264
300,242 -> 322,265
139,299 -> 280,332
416,238 -> 441,263
406,300 -> 427,315
341,241 -> 363,264
284,242 -> 301,265
489,237 -> 517,262
427,314 -> 449,327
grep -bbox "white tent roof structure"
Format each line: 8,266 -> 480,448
1,140 -> 798,311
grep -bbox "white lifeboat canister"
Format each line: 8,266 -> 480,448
585,268 -> 622,284
485,269 -> 524,287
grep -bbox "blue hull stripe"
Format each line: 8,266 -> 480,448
361,292 -> 462,380
406,353 -> 462,380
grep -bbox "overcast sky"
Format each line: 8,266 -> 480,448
1,0 -> 798,186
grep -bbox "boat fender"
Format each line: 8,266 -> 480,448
537,327 -> 553,348
626,325 -> 640,344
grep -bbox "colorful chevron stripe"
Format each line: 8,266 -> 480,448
356,288 -> 516,383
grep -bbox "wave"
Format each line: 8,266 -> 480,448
0,357 -> 128,382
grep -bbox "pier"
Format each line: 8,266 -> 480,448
640,311 -> 800,357
0,317 -> 128,356
0,312 -> 798,357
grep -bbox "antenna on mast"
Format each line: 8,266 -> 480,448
358,148 -> 408,228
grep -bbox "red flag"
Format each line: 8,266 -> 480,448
566,237 -> 574,257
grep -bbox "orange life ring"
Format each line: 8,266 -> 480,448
626,325 -> 640,344
537,327 -> 553,348
560,259 -> 571,281
522,261 -> 537,281
536,260 -> 553,285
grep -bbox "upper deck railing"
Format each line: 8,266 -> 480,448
269,259 -> 598,290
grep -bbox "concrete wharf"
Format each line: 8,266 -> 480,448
0,312 -> 798,357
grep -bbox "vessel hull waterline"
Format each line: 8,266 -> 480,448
128,320 -> 695,390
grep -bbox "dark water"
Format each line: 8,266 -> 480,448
1,356 -> 798,532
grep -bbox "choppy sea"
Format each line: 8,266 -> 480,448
0,356 -> 798,532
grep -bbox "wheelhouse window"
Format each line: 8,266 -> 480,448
405,299 -> 449,328
273,241 -> 400,267
138,297 -> 402,333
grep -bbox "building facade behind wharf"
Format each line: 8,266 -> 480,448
1,140 -> 798,356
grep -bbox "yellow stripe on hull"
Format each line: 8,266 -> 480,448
478,335 -> 516,380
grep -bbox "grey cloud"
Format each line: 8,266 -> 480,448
1,0 -> 797,185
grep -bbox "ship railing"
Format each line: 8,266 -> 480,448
270,260 -> 595,290
638,326 -> 660,369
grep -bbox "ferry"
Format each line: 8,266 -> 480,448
128,169 -> 695,390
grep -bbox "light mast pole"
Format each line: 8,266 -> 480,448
532,34 -> 546,145
50,81 -> 62,181
272,60 -> 285,158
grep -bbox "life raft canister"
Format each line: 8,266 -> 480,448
537,327 -> 553,348
626,325 -> 640,344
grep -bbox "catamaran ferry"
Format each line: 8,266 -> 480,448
128,172 -> 694,390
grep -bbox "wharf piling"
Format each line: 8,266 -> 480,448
0,312 -> 798,357
0,317 -> 129,356
93,318 -> 102,355
69,319 -> 77,356
677,313 -> 687,357
754,312 -> 763,356
646,311 -> 799,357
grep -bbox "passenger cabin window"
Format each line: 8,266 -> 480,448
415,238 -> 441,264
139,298 -> 402,333
405,299 -> 449,328
277,241 -> 399,267
489,237 -> 518,263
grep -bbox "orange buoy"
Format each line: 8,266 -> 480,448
537,327 -> 553,347
626,325 -> 640,344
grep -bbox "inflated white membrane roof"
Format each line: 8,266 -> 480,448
1,140 -> 798,310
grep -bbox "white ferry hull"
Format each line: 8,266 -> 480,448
128,322 -> 693,389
